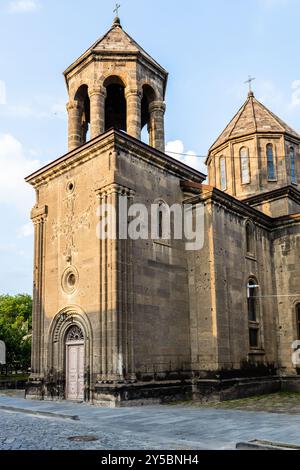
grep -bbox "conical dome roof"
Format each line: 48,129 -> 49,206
209,92 -> 300,153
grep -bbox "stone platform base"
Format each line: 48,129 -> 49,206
91,376 -> 285,406
93,381 -> 193,407
25,375 -> 300,406
25,380 -> 45,400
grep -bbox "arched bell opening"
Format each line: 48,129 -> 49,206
74,85 -> 90,144
141,84 -> 156,145
104,76 -> 127,132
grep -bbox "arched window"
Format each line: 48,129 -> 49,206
157,201 -> 169,239
246,221 -> 255,255
66,325 -> 84,343
296,304 -> 300,340
220,157 -> 227,191
267,144 -> 276,180
290,146 -> 297,184
247,279 -> 260,349
240,147 -> 250,184
104,76 -> 127,132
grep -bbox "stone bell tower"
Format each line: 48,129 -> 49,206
25,15 -> 205,406
65,16 -> 168,153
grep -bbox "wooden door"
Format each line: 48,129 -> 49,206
66,343 -> 84,401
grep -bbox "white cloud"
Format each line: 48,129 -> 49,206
0,81 -> 6,105
0,133 -> 40,214
18,222 -> 34,238
165,140 -> 207,177
7,0 -> 40,13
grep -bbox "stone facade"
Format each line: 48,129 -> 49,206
25,18 -> 300,406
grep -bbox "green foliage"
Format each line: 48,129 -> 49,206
0,294 -> 32,374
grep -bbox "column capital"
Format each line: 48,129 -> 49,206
89,86 -> 107,98
31,205 -> 48,224
149,101 -> 166,114
66,101 -> 83,112
125,88 -> 142,99
95,183 -> 135,198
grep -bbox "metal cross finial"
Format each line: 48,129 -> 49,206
245,75 -> 256,93
114,3 -> 121,17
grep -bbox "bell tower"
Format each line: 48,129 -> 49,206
64,16 -> 168,153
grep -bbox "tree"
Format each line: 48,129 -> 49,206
0,294 -> 32,375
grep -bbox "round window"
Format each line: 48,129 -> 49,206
62,267 -> 79,294
66,181 -> 75,194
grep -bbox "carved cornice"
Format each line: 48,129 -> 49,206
25,129 -> 206,188
186,188 -> 273,230
243,185 -> 300,207
187,187 -> 300,232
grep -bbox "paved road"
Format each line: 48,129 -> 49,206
0,395 -> 300,450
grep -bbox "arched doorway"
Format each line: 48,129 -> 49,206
65,325 -> 85,401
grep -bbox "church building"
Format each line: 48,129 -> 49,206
25,16 -> 300,406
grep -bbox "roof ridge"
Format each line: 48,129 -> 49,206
228,96 -> 251,139
250,94 -> 258,132
64,23 -> 167,77
252,97 -> 286,132
208,98 -> 251,152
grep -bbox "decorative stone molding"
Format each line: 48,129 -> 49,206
31,205 -> 48,224
95,182 -> 135,199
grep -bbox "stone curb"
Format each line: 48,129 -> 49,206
0,405 -> 80,421
236,440 -> 299,450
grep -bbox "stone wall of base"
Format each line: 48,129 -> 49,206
281,376 -> 300,393
25,375 -> 300,406
0,380 -> 28,391
25,380 -> 44,400
193,376 -> 281,402
93,381 -> 193,407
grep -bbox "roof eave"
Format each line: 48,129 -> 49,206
208,129 -> 300,155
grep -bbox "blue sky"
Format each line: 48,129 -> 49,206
0,0 -> 300,294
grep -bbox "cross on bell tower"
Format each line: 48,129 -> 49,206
245,75 -> 256,96
113,3 -> 121,18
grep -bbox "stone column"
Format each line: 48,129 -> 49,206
30,205 -> 48,381
149,101 -> 166,153
67,101 -> 83,151
96,183 -> 136,384
90,87 -> 106,139
126,89 -> 142,140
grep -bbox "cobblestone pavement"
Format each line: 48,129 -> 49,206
0,395 -> 300,450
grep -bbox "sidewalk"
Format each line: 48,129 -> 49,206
0,395 -> 300,450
